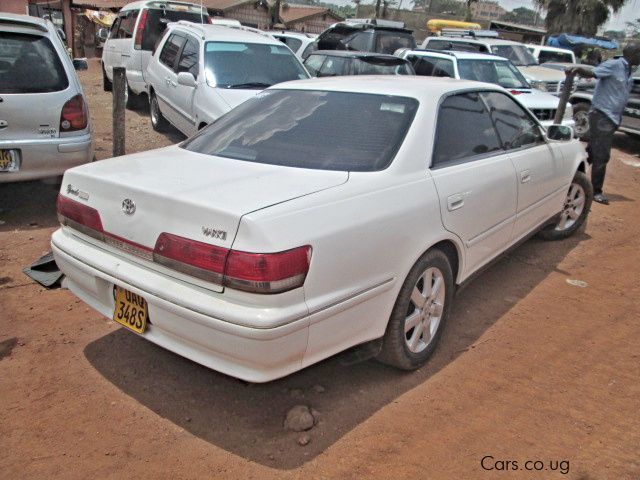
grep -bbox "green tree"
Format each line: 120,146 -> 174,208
534,0 -> 628,36
501,7 -> 538,25
603,29 -> 626,42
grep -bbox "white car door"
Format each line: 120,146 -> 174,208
154,32 -> 186,131
429,91 -> 518,277
482,92 -> 571,238
172,34 -> 200,137
106,10 -> 137,75
102,16 -> 121,79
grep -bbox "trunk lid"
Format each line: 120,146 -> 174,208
61,145 -> 348,253
0,91 -> 66,140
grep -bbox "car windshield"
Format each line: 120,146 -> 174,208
204,41 -> 309,88
457,59 -> 530,89
182,90 -> 419,171
0,32 -> 68,93
352,57 -> 414,75
491,44 -> 538,66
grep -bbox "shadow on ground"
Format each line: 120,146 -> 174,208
84,232 -> 588,469
0,181 -> 59,232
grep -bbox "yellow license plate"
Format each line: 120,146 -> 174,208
0,149 -> 19,172
113,286 -> 148,334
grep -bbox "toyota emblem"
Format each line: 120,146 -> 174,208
122,198 -> 136,215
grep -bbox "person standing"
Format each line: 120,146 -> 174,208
569,42 -> 640,205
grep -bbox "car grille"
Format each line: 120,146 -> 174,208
531,108 -> 557,121
545,81 -> 561,93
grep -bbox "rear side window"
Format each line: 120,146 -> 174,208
159,33 -> 185,69
177,37 -> 199,77
0,32 -> 68,93
116,10 -> 138,39
408,55 -> 454,77
433,92 -> 501,167
304,54 -> 325,76
482,92 -> 543,149
319,56 -> 348,76
352,57 -> 413,75
142,9 -> 209,51
182,90 -> 419,172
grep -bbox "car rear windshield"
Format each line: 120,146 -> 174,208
142,8 -> 208,51
457,59 -> 530,89
182,90 -> 419,171
0,32 -> 68,93
538,50 -> 573,64
352,57 -> 414,75
491,44 -> 538,66
204,42 -> 309,88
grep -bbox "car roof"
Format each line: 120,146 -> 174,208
405,49 -> 502,61
310,50 -> 408,60
121,0 -> 206,11
527,44 -> 574,53
328,21 -> 413,34
271,31 -> 316,39
433,36 -> 522,46
272,75 -> 503,100
0,12 -> 51,32
168,22 -> 278,44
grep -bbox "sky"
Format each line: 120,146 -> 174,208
339,0 -> 640,32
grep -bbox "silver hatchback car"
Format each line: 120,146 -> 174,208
0,13 -> 93,183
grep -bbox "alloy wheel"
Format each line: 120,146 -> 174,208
556,181 -> 586,231
404,267 -> 446,354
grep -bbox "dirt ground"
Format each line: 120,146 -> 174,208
1,59 -> 640,479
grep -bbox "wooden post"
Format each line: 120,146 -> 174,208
112,67 -> 126,157
554,72 -> 575,125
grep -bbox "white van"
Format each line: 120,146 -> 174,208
101,0 -> 209,108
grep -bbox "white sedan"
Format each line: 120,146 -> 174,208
52,77 -> 592,382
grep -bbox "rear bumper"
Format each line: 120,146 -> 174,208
0,134 -> 93,183
51,227 -> 309,383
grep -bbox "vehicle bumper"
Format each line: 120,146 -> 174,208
0,134 -> 93,183
51,227 -> 309,383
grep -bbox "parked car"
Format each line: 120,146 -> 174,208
52,76 -> 591,382
271,30 -> 317,60
304,50 -> 414,77
395,49 -> 575,128
145,22 -> 309,137
316,19 -> 416,55
527,44 -> 576,64
0,13 -> 92,183
569,67 -> 640,139
421,33 -> 568,95
101,0 -> 209,109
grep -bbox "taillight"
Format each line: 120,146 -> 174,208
57,195 -> 104,240
154,233 -> 228,284
134,8 -> 148,49
509,90 -> 523,95
225,247 -> 311,294
60,95 -> 88,132
153,232 -> 311,294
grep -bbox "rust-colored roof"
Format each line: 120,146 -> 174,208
280,4 -> 342,24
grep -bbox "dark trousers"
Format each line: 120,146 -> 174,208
586,109 -> 617,195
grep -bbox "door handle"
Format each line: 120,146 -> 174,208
520,170 -> 532,183
447,194 -> 464,211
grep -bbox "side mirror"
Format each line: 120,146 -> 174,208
73,58 -> 88,71
547,124 -> 573,141
97,28 -> 109,41
177,71 -> 197,87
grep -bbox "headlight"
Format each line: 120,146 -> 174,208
530,80 -> 548,92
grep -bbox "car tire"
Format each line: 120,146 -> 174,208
102,65 -> 112,92
150,92 -> 168,132
539,171 -> 593,241
124,77 -> 145,111
376,248 -> 454,371
572,103 -> 591,141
